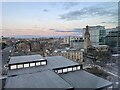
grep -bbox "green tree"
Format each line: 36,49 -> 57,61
0,42 -> 7,49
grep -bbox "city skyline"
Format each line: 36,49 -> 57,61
2,2 -> 118,37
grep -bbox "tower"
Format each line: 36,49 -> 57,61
84,25 -> 90,50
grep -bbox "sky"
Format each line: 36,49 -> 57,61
1,2 -> 118,37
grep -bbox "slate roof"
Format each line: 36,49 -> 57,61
9,54 -> 46,64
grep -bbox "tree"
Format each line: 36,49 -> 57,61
1,42 -> 7,49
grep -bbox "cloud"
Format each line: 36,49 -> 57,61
59,3 -> 117,21
55,30 -> 76,32
49,29 -> 56,31
43,9 -> 48,12
101,21 -> 118,24
62,2 -> 79,10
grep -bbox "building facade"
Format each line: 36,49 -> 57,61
106,27 -> 118,36
4,55 -> 113,89
84,25 -> 91,50
70,37 -> 84,49
52,50 -> 83,63
64,36 -> 83,46
105,30 -> 120,53
83,25 -> 106,45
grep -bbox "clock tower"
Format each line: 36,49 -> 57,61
84,25 -> 90,51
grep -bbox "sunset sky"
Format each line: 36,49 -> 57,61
2,2 -> 118,37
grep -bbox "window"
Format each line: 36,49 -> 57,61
77,66 -> 81,70
30,63 -> 35,67
68,67 -> 72,72
63,68 -> 67,73
24,63 -> 29,68
41,61 -> 46,65
54,70 -> 58,73
73,67 -> 77,71
108,86 -> 113,89
36,62 -> 41,66
58,69 -> 62,74
17,64 -> 23,69
10,65 -> 17,70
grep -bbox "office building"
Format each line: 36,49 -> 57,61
106,27 -> 118,36
63,36 -> 84,49
105,30 -> 120,53
83,25 -> 106,45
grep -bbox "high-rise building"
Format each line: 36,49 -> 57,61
106,27 -> 118,36
83,25 -> 106,45
105,30 -> 120,53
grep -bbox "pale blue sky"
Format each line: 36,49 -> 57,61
2,2 -> 118,36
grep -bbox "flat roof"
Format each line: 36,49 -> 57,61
4,70 -> 72,88
93,45 -> 108,47
9,54 -> 46,64
60,70 -> 112,89
8,56 -> 80,76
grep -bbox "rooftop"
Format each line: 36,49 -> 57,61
5,55 -> 112,89
9,54 -> 46,65
8,56 -> 79,76
92,45 -> 108,47
60,70 -> 112,89
5,70 -> 73,89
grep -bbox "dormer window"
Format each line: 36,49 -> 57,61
9,55 -> 47,70
68,67 -> 72,72
54,65 -> 82,74
18,64 -> 23,69
73,67 -> 77,71
58,69 -> 62,74
77,66 -> 81,70
63,68 -> 67,73
10,65 -> 17,70
41,61 -> 47,65
24,63 -> 29,68
36,62 -> 41,66
30,63 -> 35,67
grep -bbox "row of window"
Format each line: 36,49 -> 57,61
53,53 -> 82,57
54,65 -> 81,74
53,54 -> 82,61
10,61 -> 47,70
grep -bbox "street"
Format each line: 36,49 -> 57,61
83,57 -> 120,89
0,46 -> 13,75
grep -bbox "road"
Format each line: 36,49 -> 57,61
0,46 -> 13,75
84,57 -> 120,89
0,47 -> 13,89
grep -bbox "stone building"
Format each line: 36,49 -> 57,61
52,50 -> 83,63
84,25 -> 91,51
